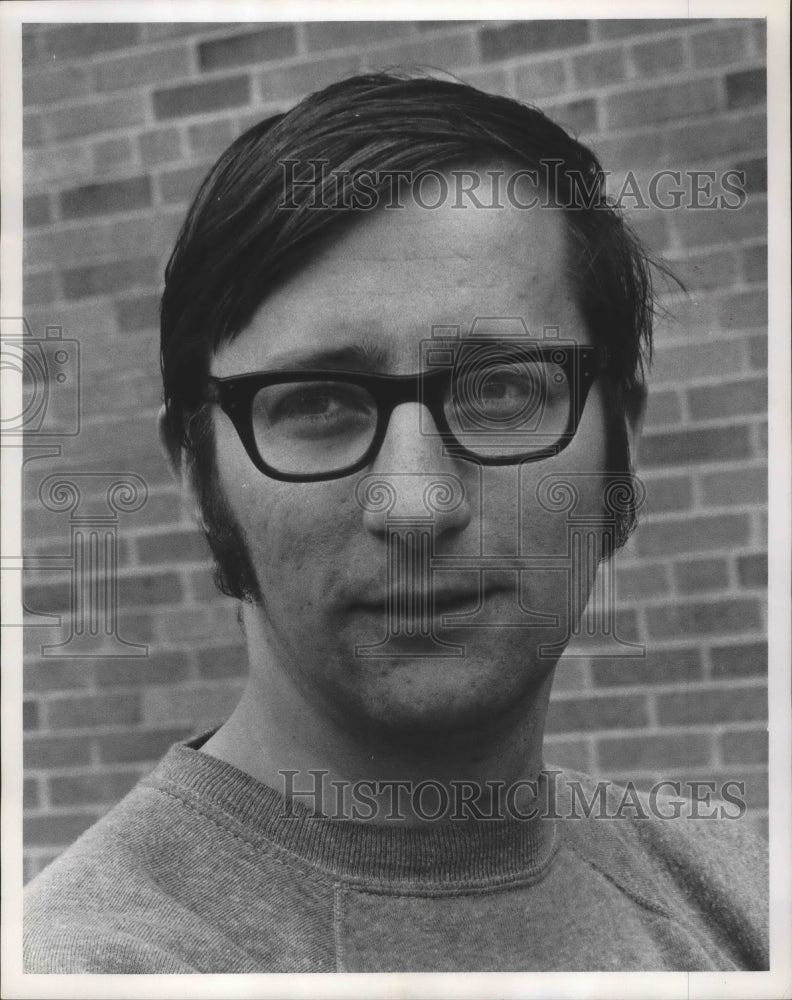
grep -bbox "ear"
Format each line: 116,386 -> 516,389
624,384 -> 647,469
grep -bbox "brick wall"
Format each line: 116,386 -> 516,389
19,19 -> 767,881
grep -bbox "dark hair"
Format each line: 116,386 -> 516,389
160,71 -> 660,599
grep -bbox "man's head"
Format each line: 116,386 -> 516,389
159,72 -> 655,736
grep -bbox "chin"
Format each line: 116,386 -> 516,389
336,650 -> 555,743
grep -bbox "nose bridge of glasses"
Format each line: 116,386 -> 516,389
375,369 -> 450,457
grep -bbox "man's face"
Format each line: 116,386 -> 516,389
208,174 -> 609,738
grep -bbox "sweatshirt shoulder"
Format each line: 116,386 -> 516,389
23,780 -> 199,973
551,768 -> 769,969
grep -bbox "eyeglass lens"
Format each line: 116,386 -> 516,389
250,356 -> 572,476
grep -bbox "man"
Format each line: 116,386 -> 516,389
24,72 -> 767,973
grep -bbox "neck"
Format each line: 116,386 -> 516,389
203,603 -> 556,826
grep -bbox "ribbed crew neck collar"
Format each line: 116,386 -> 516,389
146,734 -> 559,887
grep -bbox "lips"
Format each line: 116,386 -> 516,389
352,585 -> 488,614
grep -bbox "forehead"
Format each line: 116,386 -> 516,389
212,173 -> 586,376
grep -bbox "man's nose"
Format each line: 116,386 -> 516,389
358,403 -> 472,539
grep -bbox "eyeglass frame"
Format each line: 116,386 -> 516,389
203,342 -> 609,483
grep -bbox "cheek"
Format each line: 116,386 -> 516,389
215,418 -> 360,596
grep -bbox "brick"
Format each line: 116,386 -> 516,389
544,98 -> 598,135
25,734 -> 92,768
642,473 -> 693,513
49,769 -> 142,806
153,76 -> 250,120
700,466 -> 766,507
742,243 -> 767,284
656,684 -> 766,724
139,127 -> 183,166
672,250 -> 737,292
106,211 -> 183,258
93,651 -> 191,688
638,513 -> 750,558
48,692 -> 142,730
22,26 -> 41,66
259,54 -> 360,101
24,812 -> 100,846
92,46 -> 192,92
480,20 -> 589,61
546,693 -> 649,733
542,737 -> 590,771
196,643 -> 248,680
24,112 -> 43,147
135,528 -> 209,564
113,294 -> 159,333
96,726 -> 192,764
304,21 -> 416,52
725,68 -> 766,108
664,112 -> 766,165
70,417 -> 165,480
616,562 -> 670,600
748,335 -> 767,369
719,728 -> 767,764
186,568 -> 225,604
24,271 -> 57,306
24,65 -> 89,107
59,176 -> 152,221
24,143 -> 91,187
188,119 -> 235,157
24,660 -> 92,692
118,571 -> 183,608
604,79 -> 721,129
740,773 -> 768,810
143,683 -> 242,727
737,553 -> 766,588
734,157 -> 767,194
571,46 -> 627,87
640,425 -> 752,467
650,339 -> 746,387
157,163 -> 211,204
142,23 -> 228,42
643,389 -> 681,428
717,289 -> 767,329
689,23 -> 752,67
46,95 -> 148,142
62,256 -> 158,300
361,34 -> 475,73
24,777 -> 40,809
92,136 -> 136,172
512,58 -> 568,100
631,35 -> 687,75
753,21 -> 766,55
679,199 -> 767,253
646,598 -> 762,639
38,23 -> 140,61
594,20 -> 706,42
591,646 -> 702,687
688,377 -> 766,421
198,25 -> 297,70
80,370 -> 162,416
673,556 -> 730,593
597,731 -> 712,771
23,700 -> 39,730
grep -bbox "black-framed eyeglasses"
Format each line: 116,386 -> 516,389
204,341 -> 607,482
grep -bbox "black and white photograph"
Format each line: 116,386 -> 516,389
1,2 -> 789,996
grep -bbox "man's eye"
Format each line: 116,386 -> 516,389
255,383 -> 375,435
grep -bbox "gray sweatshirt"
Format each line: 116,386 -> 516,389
24,735 -> 768,972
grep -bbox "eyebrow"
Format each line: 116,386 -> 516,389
263,337 -> 390,373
